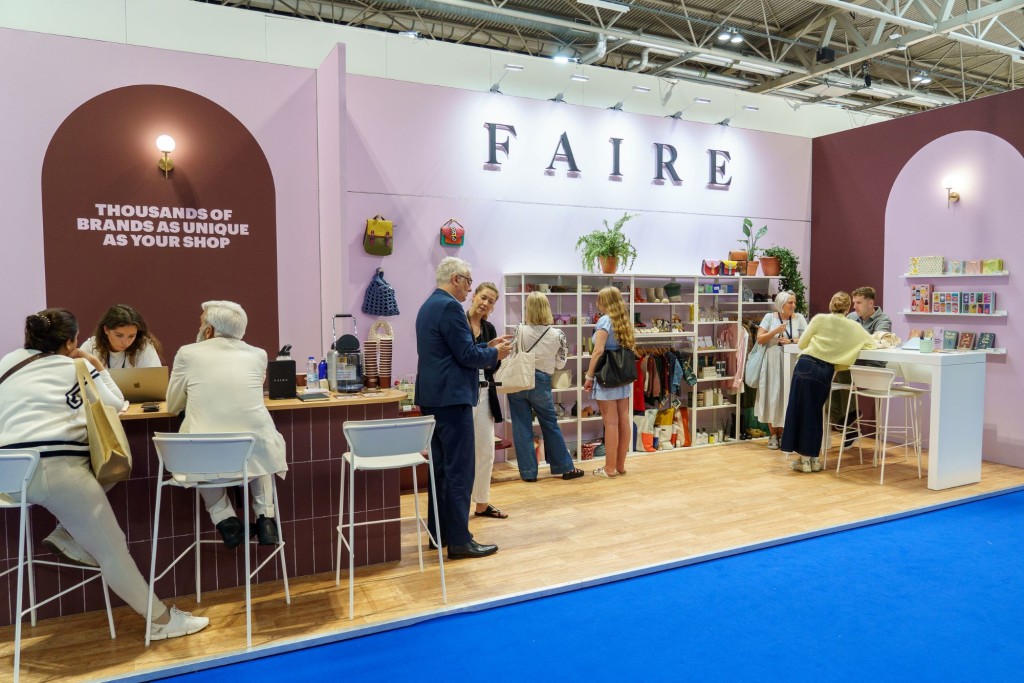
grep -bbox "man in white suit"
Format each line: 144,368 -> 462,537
167,300 -> 288,548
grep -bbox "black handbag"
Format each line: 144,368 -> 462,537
594,347 -> 638,388
361,268 -> 400,317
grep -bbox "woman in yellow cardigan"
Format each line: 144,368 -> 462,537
781,291 -> 877,473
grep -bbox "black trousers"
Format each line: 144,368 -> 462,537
421,404 -> 474,547
781,355 -> 834,457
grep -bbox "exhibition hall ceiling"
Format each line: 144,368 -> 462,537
201,0 -> 1024,117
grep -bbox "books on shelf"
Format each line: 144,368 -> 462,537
977,332 -> 996,350
910,284 -> 932,312
942,330 -> 959,350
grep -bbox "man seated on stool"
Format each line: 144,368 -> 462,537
830,285 -> 893,435
167,300 -> 288,548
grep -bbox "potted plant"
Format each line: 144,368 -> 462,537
737,218 -> 767,276
761,245 -> 808,314
575,212 -> 638,274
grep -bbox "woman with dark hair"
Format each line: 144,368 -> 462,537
0,308 -> 209,640
79,304 -> 163,369
466,282 -> 508,519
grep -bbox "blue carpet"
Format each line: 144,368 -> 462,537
160,491 -> 1024,681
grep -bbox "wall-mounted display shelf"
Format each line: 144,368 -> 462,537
901,310 -> 1007,317
901,271 -> 1009,278
502,272 -> 779,470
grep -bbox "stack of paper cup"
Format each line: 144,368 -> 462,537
363,339 -> 378,388
378,338 -> 393,390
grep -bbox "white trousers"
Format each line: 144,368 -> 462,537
199,475 -> 274,524
26,456 -> 167,619
471,391 -> 496,505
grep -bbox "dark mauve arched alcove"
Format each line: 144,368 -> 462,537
41,84 -> 279,359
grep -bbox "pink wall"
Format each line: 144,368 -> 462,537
0,28 -> 322,360
344,76 -> 813,382
812,87 -> 1024,466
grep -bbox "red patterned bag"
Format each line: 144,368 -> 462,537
439,219 -> 465,247
701,259 -> 721,276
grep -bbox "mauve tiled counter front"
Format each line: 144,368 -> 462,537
0,391 -> 404,626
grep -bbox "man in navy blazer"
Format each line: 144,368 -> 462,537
416,257 -> 511,559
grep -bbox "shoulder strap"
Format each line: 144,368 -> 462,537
0,352 -> 53,387
526,326 -> 550,353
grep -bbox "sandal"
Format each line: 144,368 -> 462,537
474,504 -> 509,519
562,468 -> 585,480
592,467 -> 618,478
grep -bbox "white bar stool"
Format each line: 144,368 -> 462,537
336,416 -> 446,618
146,433 -> 290,649
819,375 -> 866,467
0,449 -> 115,683
837,367 -> 922,484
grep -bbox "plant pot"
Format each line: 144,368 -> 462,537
729,250 -> 749,261
745,260 -> 760,276
599,256 -> 619,274
759,256 -> 781,276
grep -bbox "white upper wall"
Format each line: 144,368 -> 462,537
1,0 -> 889,138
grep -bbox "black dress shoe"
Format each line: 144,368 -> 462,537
448,540 -> 498,560
216,516 -> 245,549
250,515 -> 280,545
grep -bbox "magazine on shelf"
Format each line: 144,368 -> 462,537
957,331 -> 976,350
942,330 -> 960,350
976,332 -> 996,350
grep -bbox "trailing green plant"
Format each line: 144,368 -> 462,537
737,218 -> 767,260
575,212 -> 638,272
762,245 -> 807,315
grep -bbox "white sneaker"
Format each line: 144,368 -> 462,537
767,435 -> 779,450
790,457 -> 811,473
810,458 -> 823,472
42,524 -> 98,567
150,606 -> 210,641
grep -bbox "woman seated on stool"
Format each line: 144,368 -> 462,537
781,292 -> 877,473
43,304 -> 163,565
466,282 -> 509,519
506,293 -> 584,482
0,308 -> 209,640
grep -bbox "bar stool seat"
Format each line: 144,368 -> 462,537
146,432 -> 290,649
0,449 -> 115,683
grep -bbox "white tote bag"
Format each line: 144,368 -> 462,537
494,326 -> 547,394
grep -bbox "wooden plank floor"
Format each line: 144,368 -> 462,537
4,439 -> 1024,682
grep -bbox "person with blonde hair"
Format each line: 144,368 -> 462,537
754,290 -> 808,450
507,292 -> 584,482
465,282 -> 508,519
583,287 -> 636,478
780,291 -> 877,473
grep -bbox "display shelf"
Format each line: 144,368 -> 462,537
902,310 -> 1007,317
696,376 -> 734,383
901,271 -> 1008,278
503,272 -> 780,458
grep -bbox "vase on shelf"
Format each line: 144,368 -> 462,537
599,256 -> 618,274
759,256 -> 781,276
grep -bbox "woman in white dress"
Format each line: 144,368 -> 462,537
755,291 -> 808,450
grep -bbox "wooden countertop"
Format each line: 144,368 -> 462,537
120,388 -> 407,420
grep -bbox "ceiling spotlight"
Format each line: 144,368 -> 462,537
666,96 -> 712,119
550,74 -> 590,102
743,105 -> 759,112
731,30 -> 744,44
609,84 -> 651,111
912,71 -> 932,84
718,29 -> 732,42
398,30 -> 420,39
890,31 -> 902,40
571,74 -> 590,82
489,64 -> 525,94
553,55 -> 577,64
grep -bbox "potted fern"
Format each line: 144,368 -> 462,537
737,218 -> 767,276
761,246 -> 807,314
575,213 -> 638,274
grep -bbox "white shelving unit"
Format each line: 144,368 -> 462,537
900,267 -> 1008,353
502,272 -> 779,467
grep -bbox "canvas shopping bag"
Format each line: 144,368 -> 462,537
75,359 -> 133,485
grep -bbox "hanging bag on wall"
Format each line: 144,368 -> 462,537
363,215 -> 394,256
361,268 -> 400,317
494,326 -> 548,394
74,359 -> 133,486
439,219 -> 465,247
594,347 -> 639,388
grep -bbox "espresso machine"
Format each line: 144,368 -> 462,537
327,314 -> 363,393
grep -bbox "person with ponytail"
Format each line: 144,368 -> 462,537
0,308 -> 209,640
583,287 -> 636,478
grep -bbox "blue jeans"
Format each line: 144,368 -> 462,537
508,370 -> 575,480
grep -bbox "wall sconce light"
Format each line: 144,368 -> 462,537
609,85 -> 651,111
490,64 -> 524,94
667,96 -> 711,119
549,74 -> 589,103
946,186 -> 961,208
156,134 -> 176,178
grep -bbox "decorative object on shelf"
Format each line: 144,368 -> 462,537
361,268 -> 400,317
721,260 -> 738,276
362,214 -> 394,256
761,246 -> 807,315
664,282 -> 683,302
439,218 -> 465,247
552,369 -> 572,389
957,331 -> 976,350
574,212 -> 638,274
910,255 -> 945,275
942,330 -> 959,350
965,260 -> 982,274
977,332 -> 996,349
737,217 -> 767,266
948,260 -> 965,274
758,255 -> 780,276
701,259 -> 721,275
983,258 -> 1004,274
910,284 -> 932,312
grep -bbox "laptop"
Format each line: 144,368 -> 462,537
108,367 -> 170,403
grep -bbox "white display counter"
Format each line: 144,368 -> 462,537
783,345 -> 988,490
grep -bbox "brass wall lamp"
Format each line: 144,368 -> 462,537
156,135 -> 175,178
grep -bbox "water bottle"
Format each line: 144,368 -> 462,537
318,358 -> 327,388
306,356 -> 317,390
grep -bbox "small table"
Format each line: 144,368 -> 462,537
783,346 -> 988,490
